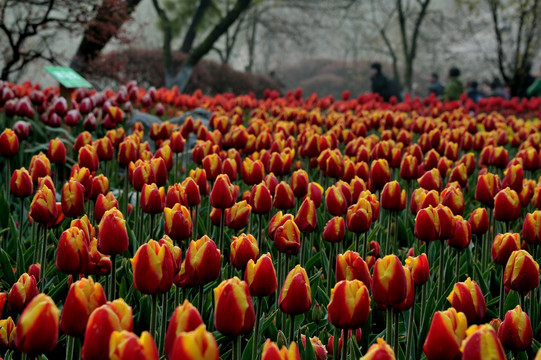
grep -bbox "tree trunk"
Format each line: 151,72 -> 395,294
172,0 -> 252,91
245,10 -> 258,72
70,0 -> 142,71
180,0 -> 212,53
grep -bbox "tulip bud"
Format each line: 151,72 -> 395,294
170,324 -> 220,360
441,185 -> 465,216
323,216 -> 346,243
48,138 -> 66,165
164,203 -> 193,241
213,277 -> 255,336
469,208 -> 489,236
346,198 -> 373,235
60,277 -> 107,337
29,152 -> 51,183
225,200 -> 252,230
245,253 -> 277,297
250,183 -> 273,215
327,280 -> 370,329
423,307 -> 467,360
291,169 -> 309,198
14,294 -> 60,355
360,338 -> 395,360
230,233 -> 259,270
61,180 -> 85,218
202,153 -> 222,181
475,173 -> 501,207
295,197 -> 317,233
131,239 -> 175,294
118,139 -> 138,167
181,177 -> 201,207
497,305 -> 532,352
130,160 -> 155,192
29,185 -> 57,225
164,300 -> 203,360
108,330 -> 159,360
268,211 -> 294,241
78,144 -> 99,172
82,299 -> 133,360
301,335 -> 327,360
94,192 -> 118,223
400,154 -> 418,181
494,187 -> 521,222
491,233 -> 521,266
381,181 -> 406,212
189,168 -> 210,196
165,184 -> 186,211
273,181 -> 295,210
210,174 -> 236,209
446,215 -> 470,250
97,208 -> 129,255
372,255 -> 407,308
523,211 -> 541,245
8,273 -> 39,312
0,129 -> 19,157
336,251 -> 371,289
418,168 -> 442,192
370,159 -> 391,191
140,183 -> 165,214
447,277 -> 486,323
279,265 -> 312,315
0,316 -> 15,349
274,219 -> 301,255
461,324 -> 506,360
261,340 -> 301,360
504,250 -> 539,294
502,163 -> 523,193
56,226 -> 90,275
241,158 -> 265,185
180,236 -> 221,286
414,206 -> 439,242
10,168 -> 33,198
393,266 -> 415,312
405,253 -> 429,286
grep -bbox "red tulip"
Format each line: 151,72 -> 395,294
244,253 -> 277,297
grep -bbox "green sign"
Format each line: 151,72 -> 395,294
44,66 -> 92,88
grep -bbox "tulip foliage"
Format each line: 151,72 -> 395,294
1,80 -> 541,360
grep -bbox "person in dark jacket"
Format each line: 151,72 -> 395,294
466,81 -> 483,103
370,62 -> 390,101
427,73 -> 444,97
444,67 -> 464,101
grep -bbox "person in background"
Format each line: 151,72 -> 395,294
490,78 -> 508,99
527,64 -> 541,97
444,67 -> 464,101
466,81 -> 483,103
370,62 -> 390,101
427,73 -> 444,97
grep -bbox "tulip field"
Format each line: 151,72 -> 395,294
2,81 -> 541,360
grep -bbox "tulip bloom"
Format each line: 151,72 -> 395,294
414,206 -> 439,242
164,203 -> 193,241
131,239 -> 175,294
0,128 -> 19,157
250,183 -> 273,215
475,173 -> 501,207
164,300 -> 204,360
48,138 -> 66,164
60,277 -> 107,337
82,299 -> 133,360
423,307 -> 467,360
325,185 -> 348,216
241,158 -> 265,185
370,159 -> 391,191
8,273 -> 39,312
213,277 -> 255,336
230,233 -> 259,270
78,144 -> 99,172
494,187 -> 521,222
180,236 -> 221,286
381,181 -> 406,212
306,182 -> 324,208
336,251 -> 372,289
404,253 -> 429,286
295,197 -> 317,233
360,338 -> 395,360
327,280 -> 370,329
28,152 -> 51,182
56,226 -> 90,275
372,255 -> 407,307
323,216 -> 346,243
497,305 -> 532,352
274,218 -> 301,255
291,169 -> 309,198
109,330 -> 159,360
61,180 -> 85,218
10,168 -> 33,198
0,317 -> 15,349
244,253 -> 278,297
523,211 -> 541,245
14,294 -> 60,355
140,183 -> 165,214
94,192 -> 118,223
268,211 -> 294,240
447,277 -> 486,323
261,340 -> 301,360
469,208 -> 489,236
181,177 -> 201,207
346,198 -> 372,234
29,185 -> 57,225
170,325 -> 219,360
118,139 -> 138,167
225,200 -> 252,230
279,265 -> 312,315
189,168 -> 210,196
491,233 -> 521,266
441,185 -> 465,216
97,208 -> 129,255
504,250 -> 539,294
274,181 -> 295,210
461,324 -> 506,360
447,216 -> 471,250
202,153 -> 222,181
502,163 -> 523,192
210,174 -> 236,209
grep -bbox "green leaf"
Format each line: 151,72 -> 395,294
241,336 -> 254,360
0,249 -> 15,285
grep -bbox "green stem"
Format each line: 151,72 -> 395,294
65,335 -> 75,360
110,254 -> 117,299
174,286 -> 180,306
341,328 -> 348,360
327,245 -> 334,295
289,314 -> 295,343
405,304 -> 415,358
219,210 -> 225,256
198,283 -> 204,318
394,310 -> 399,356
194,205 -> 199,240
123,170 -> 129,217
17,197 -> 24,277
386,307 -> 393,344
258,214 -> 263,253
385,211 -> 392,255
455,249 -> 461,284
150,294 -> 158,339
40,225 -> 48,290
233,335 -> 242,360
363,231 -> 369,259
300,232 -> 305,266
499,267 -> 505,319
355,232 -> 360,254
437,240 -> 445,300
159,292 -> 168,355
251,296 -> 263,360
150,214 -> 156,241
420,284 -> 427,331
